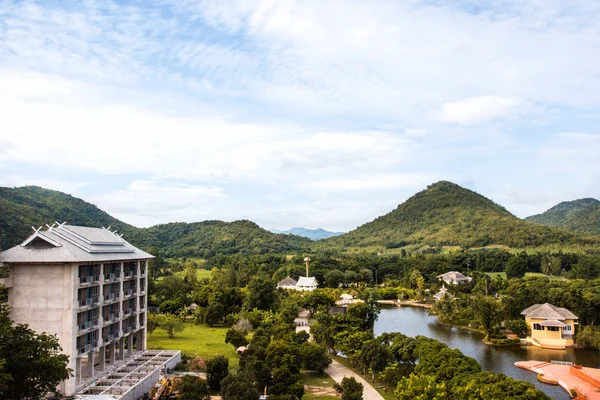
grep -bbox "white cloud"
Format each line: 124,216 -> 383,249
89,180 -> 226,227
436,96 -> 522,126
1,0 -> 600,229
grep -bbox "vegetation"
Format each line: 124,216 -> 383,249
178,375 -> 210,400
324,181 -> 599,250
0,304 -> 71,399
0,186 -> 312,256
206,355 -> 229,391
334,377 -> 363,400
147,322 -> 240,368
526,198 -> 600,236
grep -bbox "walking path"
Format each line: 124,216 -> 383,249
296,319 -> 384,400
325,360 -> 385,400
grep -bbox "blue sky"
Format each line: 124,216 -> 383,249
1,0 -> 599,231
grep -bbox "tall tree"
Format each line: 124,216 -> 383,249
0,304 -> 71,399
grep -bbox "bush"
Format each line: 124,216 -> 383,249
334,376 -> 363,400
206,355 -> 229,391
160,315 -> 185,338
179,375 -> 210,400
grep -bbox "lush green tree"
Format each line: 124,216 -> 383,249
570,256 -> 600,280
0,304 -> 71,399
335,330 -> 373,366
358,339 -> 391,381
179,375 -> 210,400
300,342 -> 332,373
347,298 -> 380,330
344,270 -> 358,286
147,313 -> 160,336
205,302 -> 226,326
506,254 -> 528,279
244,275 -> 277,311
206,355 -> 229,391
576,326 -> 600,350
324,270 -> 345,288
359,268 -> 374,283
334,376 -> 363,400
225,328 -> 249,349
183,262 -> 199,285
220,371 -> 260,400
159,299 -> 185,315
505,319 -> 528,337
451,371 -> 549,399
394,373 -> 446,400
159,315 -> 185,338
303,290 -> 336,315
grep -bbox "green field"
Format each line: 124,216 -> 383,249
156,268 -> 212,281
147,322 -> 239,368
485,272 -> 568,281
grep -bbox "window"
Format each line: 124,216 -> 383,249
548,326 -> 560,332
533,323 -> 543,330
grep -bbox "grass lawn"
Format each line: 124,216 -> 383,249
156,268 -> 212,281
301,371 -> 339,400
485,271 -> 568,281
147,322 -> 239,369
332,357 -> 396,400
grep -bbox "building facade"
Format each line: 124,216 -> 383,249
521,303 -> 578,349
0,224 -> 153,396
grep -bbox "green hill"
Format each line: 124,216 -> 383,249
325,181 -> 599,249
525,198 -> 600,236
0,186 -> 311,257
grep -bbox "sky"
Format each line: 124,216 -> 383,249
1,0 -> 600,232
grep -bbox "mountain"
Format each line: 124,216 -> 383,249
270,227 -> 344,240
325,181 -> 599,249
0,186 -> 134,251
0,186 -> 311,257
525,198 -> 600,236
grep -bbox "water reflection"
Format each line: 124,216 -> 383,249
374,306 -> 600,400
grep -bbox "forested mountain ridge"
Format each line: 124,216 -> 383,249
0,186 -> 311,256
0,186 -> 135,251
324,181 -> 600,249
128,220 -> 312,258
525,198 -> 600,236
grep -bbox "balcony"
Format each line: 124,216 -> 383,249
123,289 -> 134,298
79,275 -> 100,286
77,341 -> 98,355
124,271 -> 136,280
122,326 -> 132,335
102,312 -> 120,325
103,293 -> 119,303
102,334 -> 114,344
123,308 -> 133,317
103,273 -> 117,282
78,296 -> 100,309
78,318 -> 99,332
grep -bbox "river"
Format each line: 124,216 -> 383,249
374,306 -> 600,399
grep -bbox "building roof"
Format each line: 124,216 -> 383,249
540,319 -> 566,327
277,276 -> 297,286
437,271 -> 471,282
0,224 -> 154,264
433,285 -> 452,300
340,293 -> 353,300
296,276 -> 317,287
521,303 -> 578,321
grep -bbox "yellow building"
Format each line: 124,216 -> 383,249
521,303 -> 578,349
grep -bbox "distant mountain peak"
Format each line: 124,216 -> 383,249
270,227 -> 344,240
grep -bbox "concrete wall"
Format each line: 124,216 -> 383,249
8,262 -> 78,394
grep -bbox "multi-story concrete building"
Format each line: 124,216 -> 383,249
0,223 -> 164,397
